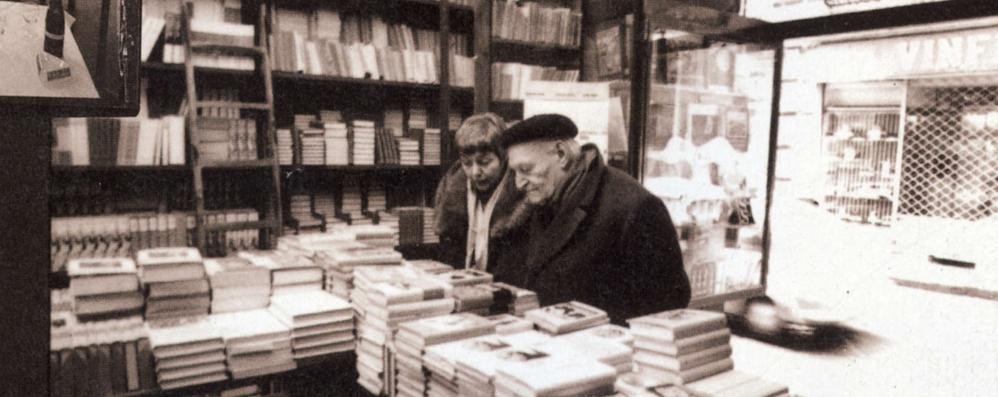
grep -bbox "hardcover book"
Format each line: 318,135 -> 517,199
627,309 -> 728,342
525,301 -> 610,335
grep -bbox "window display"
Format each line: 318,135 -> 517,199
641,39 -> 776,303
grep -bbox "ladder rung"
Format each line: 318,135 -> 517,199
197,101 -> 270,110
198,159 -> 276,169
203,220 -> 278,232
190,43 -> 266,56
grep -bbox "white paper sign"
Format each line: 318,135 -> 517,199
523,81 -> 612,158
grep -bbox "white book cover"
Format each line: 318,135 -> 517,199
525,301 -> 609,333
397,313 -> 495,346
561,323 -> 633,347
209,309 -> 291,344
146,316 -> 222,349
67,257 -> 137,276
269,290 -> 352,319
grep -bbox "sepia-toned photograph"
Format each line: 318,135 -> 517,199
1,0 -> 997,396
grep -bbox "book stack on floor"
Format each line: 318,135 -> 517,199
136,248 -> 210,321
313,193 -> 337,226
239,250 -> 324,295
270,290 -> 356,364
297,115 -> 325,166
146,316 -> 228,390
368,182 -> 388,213
423,128 -> 441,165
627,309 -> 734,386
320,119 -> 350,166
394,313 -> 496,397
425,331 -> 551,397
67,258 -> 144,321
492,340 -> 618,397
49,312 -> 156,396
683,370 -> 790,397
349,266 -> 454,395
204,257 -> 271,314
209,309 -> 296,379
525,301 -> 610,335
437,268 -> 493,288
486,314 -> 535,335
289,194 -> 322,229
277,128 -> 294,165
377,211 -> 401,246
352,120 -> 377,165
553,328 -> 634,375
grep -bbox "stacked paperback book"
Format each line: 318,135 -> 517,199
314,193 -> 338,225
320,119 -> 350,165
315,242 -> 404,299
405,259 -> 453,275
553,327 -> 634,376
239,251 -> 324,295
289,194 -> 322,229
341,179 -> 365,223
67,258 -> 144,320
352,120 -> 377,165
136,248 -> 210,321
394,313 -> 496,397
270,291 -> 356,362
298,121 -> 325,166
486,314 -> 535,335
425,330 -> 551,397
209,309 -> 296,379
203,257 -> 271,314
525,301 -> 610,335
627,309 -> 734,386
683,370 -> 790,397
422,207 -> 439,243
491,337 -> 619,397
423,128 -> 441,165
146,317 -> 227,390
368,183 -> 388,212
350,266 -> 453,395
398,137 -> 421,166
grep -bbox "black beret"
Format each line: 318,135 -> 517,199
500,113 -> 578,149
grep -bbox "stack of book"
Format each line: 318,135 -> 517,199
564,323 -> 634,350
321,120 -> 350,166
409,106 -> 428,132
289,194 -> 322,229
277,128 -> 294,165
422,207 -> 439,243
376,128 -> 401,165
613,372 -> 679,397
394,313 -> 496,397
136,247 -> 210,321
146,316 -> 228,390
405,259 -> 453,275
352,120 -> 377,165
627,309 -> 734,386
192,117 -> 257,163
350,266 -> 449,395
299,127 -> 325,166
453,283 -> 512,315
349,224 -> 398,248
67,258 -> 144,320
486,314 -> 535,335
203,257 -> 271,314
51,116 -> 186,167
427,331 -> 551,397
491,62 -> 580,101
304,240 -> 370,296
492,342 -> 618,397
491,0 -> 582,47
238,250 -> 324,295
491,282 -> 540,315
398,137 -> 421,166
683,370 -> 790,397
423,128 -> 441,165
377,211 -> 402,246
392,207 -> 425,246
368,183 -> 387,213
525,301 -> 610,335
269,291 -> 356,362
315,243 -> 404,299
437,268 -> 493,287
209,309 -> 296,379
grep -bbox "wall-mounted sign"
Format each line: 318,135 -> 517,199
743,0 -> 946,23
794,25 -> 998,82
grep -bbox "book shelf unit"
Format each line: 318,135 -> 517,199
473,0 -> 586,120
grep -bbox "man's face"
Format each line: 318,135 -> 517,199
460,151 -> 503,193
507,141 -> 566,205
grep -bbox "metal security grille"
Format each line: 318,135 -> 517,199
900,85 -> 998,221
821,108 -> 902,225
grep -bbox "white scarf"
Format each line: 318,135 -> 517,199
465,174 -> 506,270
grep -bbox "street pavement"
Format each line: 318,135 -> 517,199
730,197 -> 998,396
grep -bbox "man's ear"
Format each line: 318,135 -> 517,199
555,141 -> 571,169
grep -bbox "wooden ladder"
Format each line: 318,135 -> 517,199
180,2 -> 282,255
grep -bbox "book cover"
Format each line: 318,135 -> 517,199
638,357 -> 734,385
627,309 -> 728,341
397,313 -> 495,347
67,257 -> 137,277
136,247 -> 203,267
634,328 -> 732,357
635,344 -> 732,373
437,268 -> 493,287
525,301 -> 609,334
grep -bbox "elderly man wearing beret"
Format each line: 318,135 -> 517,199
492,113 -> 691,324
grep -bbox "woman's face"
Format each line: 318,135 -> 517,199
460,151 -> 503,193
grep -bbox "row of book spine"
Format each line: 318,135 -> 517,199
278,125 -> 440,166
193,117 -> 259,163
51,117 -> 186,167
492,0 -> 583,48
491,62 -> 581,100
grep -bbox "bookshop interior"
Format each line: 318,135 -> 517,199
3,0 -> 998,396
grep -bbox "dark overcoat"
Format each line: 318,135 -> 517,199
491,145 -> 691,324
433,162 -> 531,270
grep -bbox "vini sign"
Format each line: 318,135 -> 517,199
799,27 -> 998,82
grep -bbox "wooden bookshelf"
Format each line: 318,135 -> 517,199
50,165 -> 189,172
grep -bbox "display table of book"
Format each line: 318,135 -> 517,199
51,227 -> 790,397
